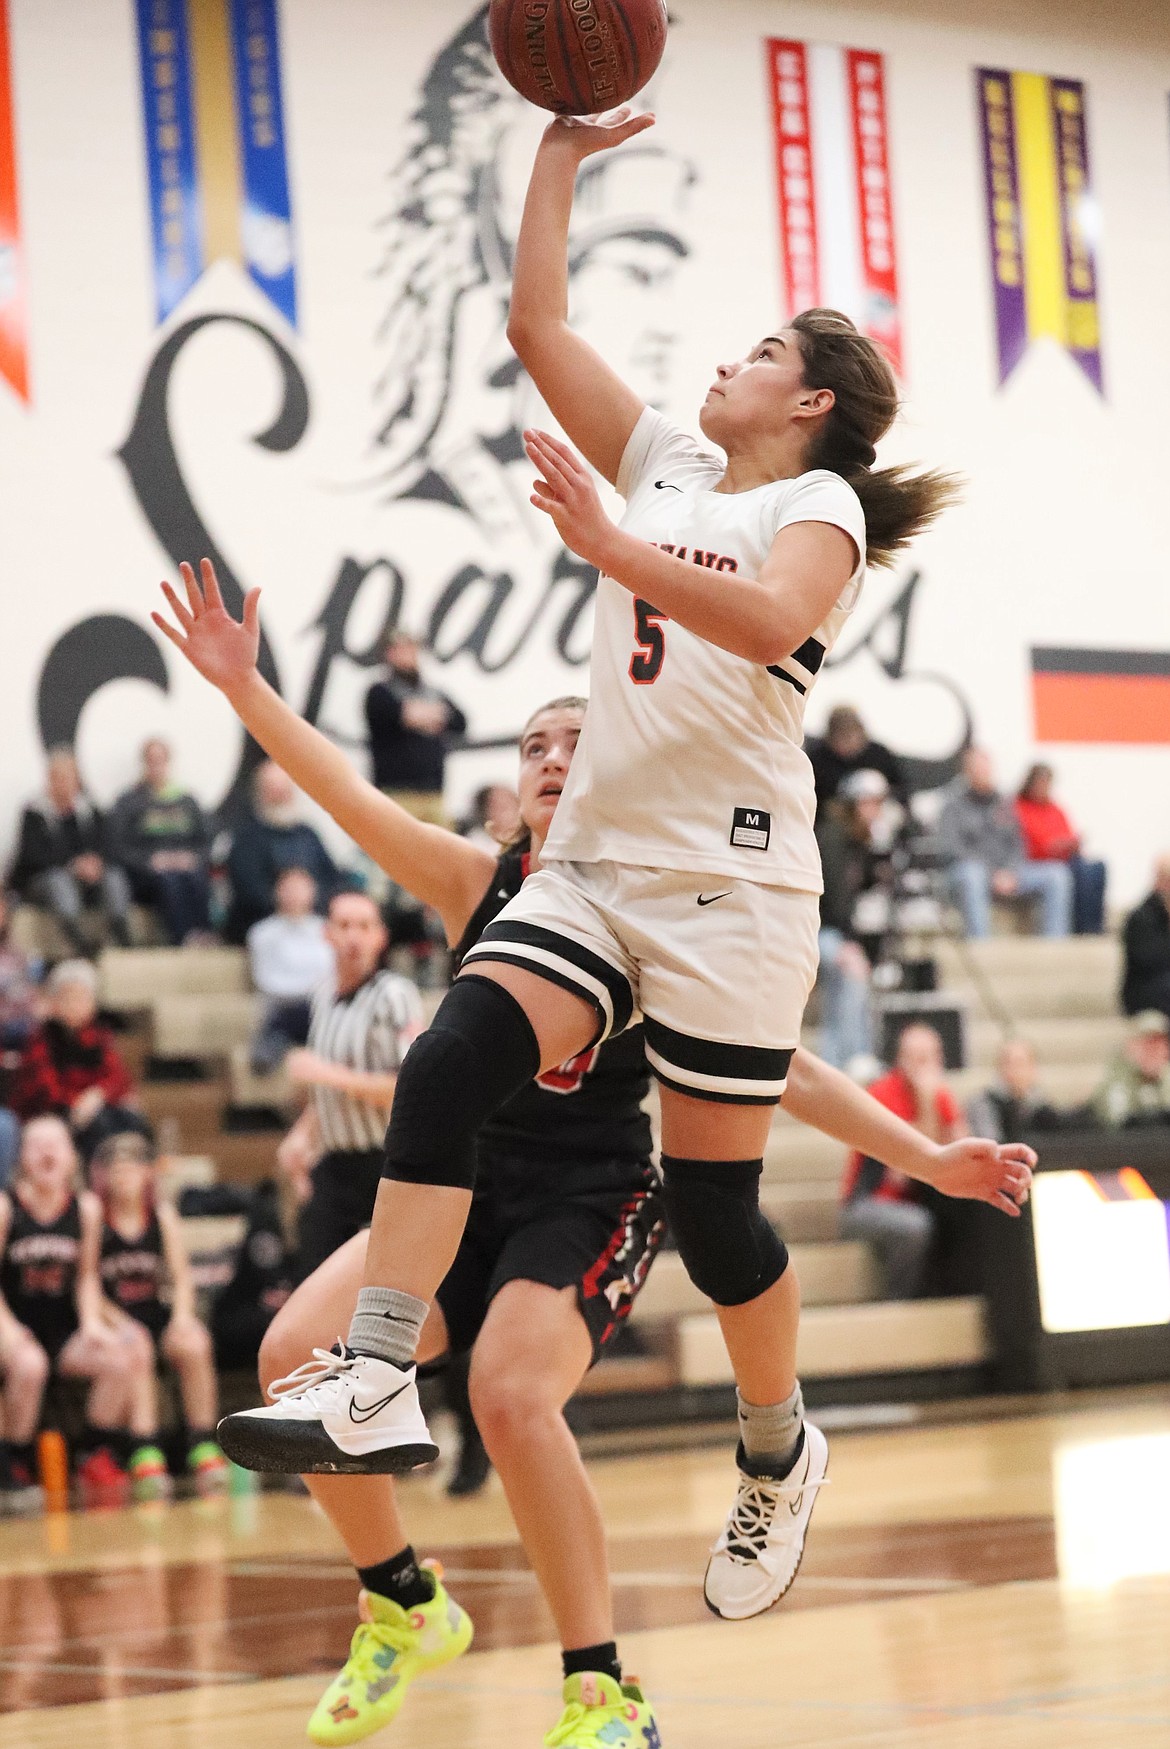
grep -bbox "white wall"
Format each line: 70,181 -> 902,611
1,0 -> 1168,898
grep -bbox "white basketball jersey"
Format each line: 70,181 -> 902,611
542,408 -> 867,894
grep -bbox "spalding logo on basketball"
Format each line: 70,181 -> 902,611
489,0 -> 668,115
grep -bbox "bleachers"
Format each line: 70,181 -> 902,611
21,922 -> 1124,1417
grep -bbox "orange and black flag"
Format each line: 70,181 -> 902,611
1032,647 -> 1170,745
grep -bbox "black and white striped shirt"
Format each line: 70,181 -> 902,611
308,970 -> 424,1153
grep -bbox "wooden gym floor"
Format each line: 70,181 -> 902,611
2,1389 -> 1169,1747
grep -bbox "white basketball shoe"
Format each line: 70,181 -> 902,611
218,1346 -> 439,1475
704,1422 -> 830,1620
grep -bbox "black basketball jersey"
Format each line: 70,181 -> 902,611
100,1211 -> 168,1330
454,849 -> 652,1168
0,1191 -> 82,1355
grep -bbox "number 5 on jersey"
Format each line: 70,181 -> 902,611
630,599 -> 668,685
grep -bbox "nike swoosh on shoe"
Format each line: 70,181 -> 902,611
348,1383 -> 411,1424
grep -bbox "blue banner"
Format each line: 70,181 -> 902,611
135,0 -> 202,324
228,0 -> 297,327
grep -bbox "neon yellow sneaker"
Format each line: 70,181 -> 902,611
545,1674 -> 662,1747
307,1570 -> 473,1745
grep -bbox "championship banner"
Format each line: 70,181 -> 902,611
977,69 -> 1103,392
765,38 -> 903,375
0,0 -> 30,401
135,0 -> 297,328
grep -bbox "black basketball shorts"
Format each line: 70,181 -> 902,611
434,1154 -> 666,1365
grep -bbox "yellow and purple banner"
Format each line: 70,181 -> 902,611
977,69 -> 1103,393
135,0 -> 296,327
0,0 -> 29,401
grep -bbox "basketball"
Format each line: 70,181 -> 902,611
488,0 -> 668,115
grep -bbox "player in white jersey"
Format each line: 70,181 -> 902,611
162,108 -> 1030,1627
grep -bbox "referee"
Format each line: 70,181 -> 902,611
278,889 -> 423,1281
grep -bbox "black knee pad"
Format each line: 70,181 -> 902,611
660,1155 -> 789,1307
382,976 -> 541,1190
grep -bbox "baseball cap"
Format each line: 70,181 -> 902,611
840,768 -> 890,803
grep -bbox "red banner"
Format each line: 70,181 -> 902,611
765,39 -> 820,319
0,0 -> 29,403
845,49 -> 902,375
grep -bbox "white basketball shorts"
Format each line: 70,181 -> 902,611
460,858 -> 820,1105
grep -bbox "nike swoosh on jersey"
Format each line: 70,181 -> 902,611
697,891 -> 733,906
654,479 -> 683,492
348,1382 -> 411,1423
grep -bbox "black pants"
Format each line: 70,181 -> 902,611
129,868 -> 212,945
295,1150 -> 385,1283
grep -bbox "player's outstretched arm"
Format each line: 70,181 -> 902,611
152,560 -> 495,944
783,1048 -> 1035,1217
508,111 -> 651,487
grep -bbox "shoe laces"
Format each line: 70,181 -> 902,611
266,1344 -> 357,1409
546,1698 -> 637,1746
721,1471 -> 829,1562
344,1612 -> 418,1683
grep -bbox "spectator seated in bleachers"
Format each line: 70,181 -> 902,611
1014,763 -> 1106,936
7,747 -> 132,953
0,889 -> 42,1053
0,889 -> 42,1189
0,1114 -> 154,1508
808,703 -> 908,813
814,768 -> 898,1069
210,1179 -> 295,1372
225,760 -> 339,943
939,747 -> 1072,938
246,867 -> 336,1075
108,737 -> 213,946
11,961 -> 145,1164
1091,1010 -> 1170,1129
89,1133 -> 228,1495
1121,855 -> 1170,1022
839,1023 -> 968,1299
967,1037 -> 1068,1141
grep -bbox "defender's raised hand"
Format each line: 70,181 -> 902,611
152,559 -> 261,698
924,1138 -> 1036,1217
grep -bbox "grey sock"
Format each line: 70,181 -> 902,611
738,1382 -> 804,1473
347,1287 -> 429,1368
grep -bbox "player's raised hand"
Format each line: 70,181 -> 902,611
543,105 -> 655,160
152,559 -> 261,697
925,1138 -> 1036,1217
525,428 -> 616,569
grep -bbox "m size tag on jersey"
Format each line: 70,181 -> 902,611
730,807 -> 771,851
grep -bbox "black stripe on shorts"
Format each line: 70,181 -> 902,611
464,921 -> 635,1039
643,1015 -> 793,1104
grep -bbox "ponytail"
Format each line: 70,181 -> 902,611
791,309 -> 961,569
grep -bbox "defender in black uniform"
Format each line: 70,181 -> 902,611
188,690 -> 667,1738
0,1114 -> 151,1499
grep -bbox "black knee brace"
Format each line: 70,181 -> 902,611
660,1156 -> 789,1307
382,976 -> 541,1190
